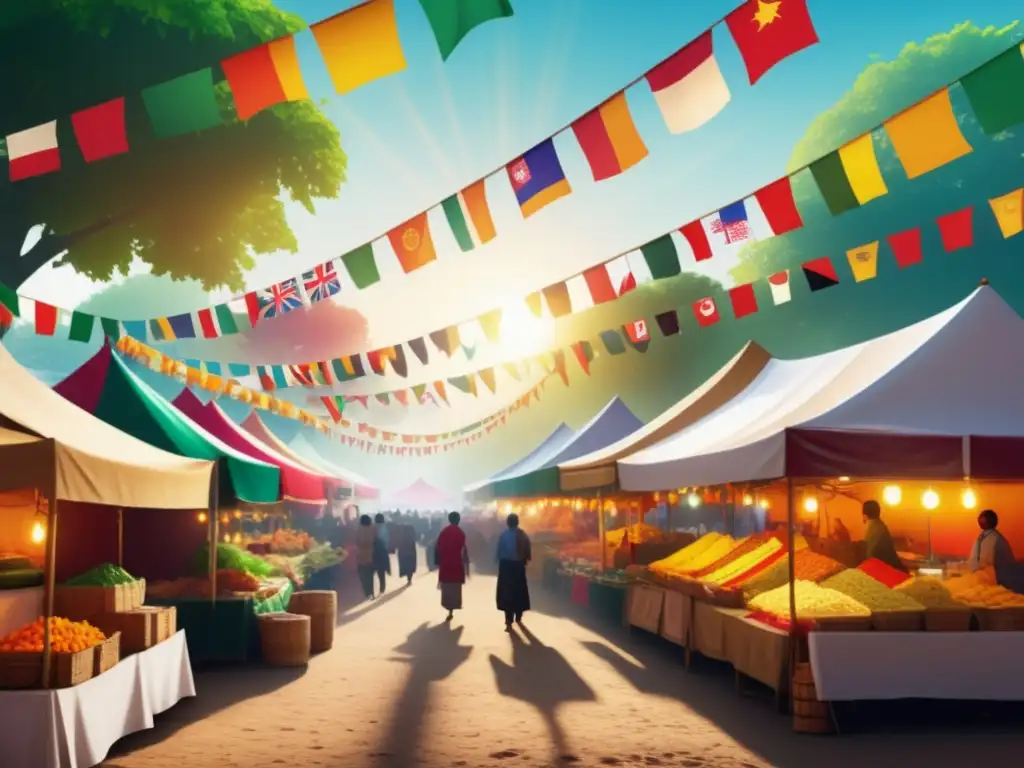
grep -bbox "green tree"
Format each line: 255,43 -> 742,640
0,1 -> 346,290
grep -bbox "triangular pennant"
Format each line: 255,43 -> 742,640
572,341 -> 593,374
375,392 -> 390,406
434,380 -> 449,404
503,362 -> 521,381
429,326 -> 460,356
394,390 -> 409,406
478,367 -> 497,393
407,336 -> 429,365
412,383 -> 427,402
525,292 -> 543,318
477,309 -> 502,343
553,349 -> 569,385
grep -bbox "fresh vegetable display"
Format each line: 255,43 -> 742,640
193,543 -> 275,578
262,528 -> 316,555
821,569 -> 925,612
65,563 -> 136,586
748,580 -> 872,620
0,616 -> 106,652
298,544 -> 344,581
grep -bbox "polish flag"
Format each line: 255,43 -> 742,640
645,31 -> 731,134
8,121 -> 61,181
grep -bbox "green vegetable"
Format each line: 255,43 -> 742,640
65,563 -> 136,587
297,544 -> 342,580
193,542 -> 275,578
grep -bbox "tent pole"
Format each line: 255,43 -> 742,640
208,461 -> 220,605
786,476 -> 797,714
597,491 -> 606,572
117,508 -> 124,567
41,493 -> 59,689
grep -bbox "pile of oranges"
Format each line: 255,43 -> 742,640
0,616 -> 106,653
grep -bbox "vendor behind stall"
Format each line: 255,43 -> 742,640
969,510 -> 1017,588
863,500 -> 906,573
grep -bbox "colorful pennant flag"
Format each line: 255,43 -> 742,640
142,68 -> 222,138
71,98 -> 129,163
407,337 -> 429,364
640,234 -> 681,280
809,133 -> 888,216
989,187 -> 1024,239
959,44 -> 1024,136
846,242 -> 879,283
525,292 -> 543,317
197,305 -> 239,338
388,213 -> 437,273
572,341 -> 594,374
887,227 -> 923,268
303,261 -> 342,303
430,326 -> 460,356
655,310 -> 680,336
477,309 -> 502,343
936,207 -> 974,252
599,329 -> 626,355
645,30 -> 730,134
222,39 -> 310,121
692,297 -> 720,327
624,319 -> 651,352
311,0 -> 407,96
249,278 -> 303,322
506,138 -> 571,218
729,283 -> 758,319
7,121 -> 61,181
802,257 -> 840,291
441,180 -> 496,251
542,283 -> 572,317
768,271 -> 791,305
753,177 -> 804,236
478,367 -> 497,393
571,91 -> 648,181
884,89 -> 972,180
34,301 -> 58,336
726,0 -> 819,85
341,243 -> 380,289
418,0 -> 513,60
68,311 -> 94,343
583,265 -> 617,304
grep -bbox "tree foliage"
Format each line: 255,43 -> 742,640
0,0 -> 346,290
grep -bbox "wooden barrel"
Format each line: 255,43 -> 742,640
792,663 -> 833,734
289,590 -> 338,653
257,613 -> 311,666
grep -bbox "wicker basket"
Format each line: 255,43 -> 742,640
94,632 -> 121,675
258,613 -> 311,666
288,590 -> 337,653
0,647 -> 96,689
792,662 -> 833,734
871,610 -> 924,632
924,608 -> 972,632
975,607 -> 1024,631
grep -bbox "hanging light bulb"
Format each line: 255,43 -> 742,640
759,498 -> 770,510
197,512 -> 208,524
961,488 -> 977,510
30,521 -> 45,544
742,494 -> 754,506
882,485 -> 902,506
803,496 -> 819,514
222,533 -> 231,543
687,493 -> 701,508
922,489 -> 940,510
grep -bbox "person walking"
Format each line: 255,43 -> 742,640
496,513 -> 531,632
355,515 -> 376,601
397,523 -> 418,585
372,516 -> 391,595
435,512 -> 469,622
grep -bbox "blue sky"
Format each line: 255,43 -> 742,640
25,0 -> 1021,353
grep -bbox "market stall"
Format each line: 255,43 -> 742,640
614,286 -> 1024,720
0,341 -> 212,767
464,422 -> 575,503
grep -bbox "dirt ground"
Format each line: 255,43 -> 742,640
102,565 -> 1024,768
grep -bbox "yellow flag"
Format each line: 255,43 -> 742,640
838,134 -> 887,205
989,188 -> 1024,238
884,89 -> 972,179
311,0 -> 406,96
846,241 -> 879,282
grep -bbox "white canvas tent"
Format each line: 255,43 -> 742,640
557,342 -> 772,492
619,287 -> 1024,490
0,343 -> 213,507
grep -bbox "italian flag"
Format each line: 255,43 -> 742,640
441,179 -> 497,252
7,121 -> 61,181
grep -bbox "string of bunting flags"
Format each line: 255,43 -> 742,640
112,334 -> 557,454
1,0 -> 824,341
110,180 -> 1024,455
5,30 -> 1022,382
4,0 -> 517,181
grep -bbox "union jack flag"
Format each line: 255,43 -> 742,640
302,261 -> 341,303
258,278 -> 303,320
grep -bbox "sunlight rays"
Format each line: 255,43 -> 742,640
392,80 -> 460,194
529,2 -> 584,140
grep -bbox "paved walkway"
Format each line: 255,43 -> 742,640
104,568 -> 1024,768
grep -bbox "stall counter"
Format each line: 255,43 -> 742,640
0,586 -> 43,637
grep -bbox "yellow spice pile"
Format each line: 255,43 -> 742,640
749,580 -> 872,619
895,577 -> 965,609
821,569 -> 924,612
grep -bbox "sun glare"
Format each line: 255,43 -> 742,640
498,302 -> 555,359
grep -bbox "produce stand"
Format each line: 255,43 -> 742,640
2,629 -> 194,768
0,587 -> 43,638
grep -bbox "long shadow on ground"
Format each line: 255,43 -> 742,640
105,663 -> 305,761
373,621 -> 473,767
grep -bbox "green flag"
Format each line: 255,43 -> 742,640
68,311 -> 95,342
961,46 -> 1024,136
640,234 -> 681,280
213,303 -> 239,335
0,283 -> 20,317
599,329 -> 626,356
341,243 -> 380,289
100,317 -> 121,340
142,68 -> 222,138
418,0 -> 514,60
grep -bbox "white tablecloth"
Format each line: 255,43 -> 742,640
0,586 -> 44,637
0,629 -> 195,768
809,631 -> 1024,701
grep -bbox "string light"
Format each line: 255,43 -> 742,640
961,488 -> 977,509
742,494 -> 754,506
882,485 -> 902,506
30,522 -> 45,544
759,498 -> 770,510
922,489 -> 940,510
687,493 -> 701,508
197,512 -> 208,524
802,496 -> 819,514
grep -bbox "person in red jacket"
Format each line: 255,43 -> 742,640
435,512 -> 469,621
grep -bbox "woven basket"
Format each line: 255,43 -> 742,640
871,610 -> 924,632
975,607 -> 1024,631
258,613 -> 311,666
924,608 -> 972,632
0,647 -> 95,689
288,590 -> 337,653
94,632 -> 121,675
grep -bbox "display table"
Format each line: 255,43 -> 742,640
0,586 -> 43,637
660,590 -> 691,646
692,602 -> 746,661
626,583 -> 665,634
588,580 -> 627,625
723,614 -> 789,694
1,629 -> 195,768
809,631 -> 1024,701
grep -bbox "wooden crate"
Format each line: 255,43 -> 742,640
54,584 -> 128,620
0,647 -> 95,689
94,632 -> 121,675
93,610 -> 154,654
